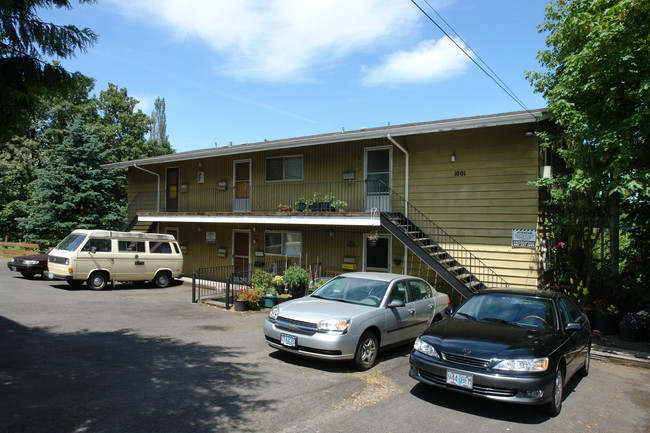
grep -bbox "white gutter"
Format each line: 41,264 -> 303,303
386,133 -> 409,274
133,164 -> 160,212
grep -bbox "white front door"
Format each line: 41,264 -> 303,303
365,147 -> 392,211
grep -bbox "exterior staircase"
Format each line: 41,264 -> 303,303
380,190 -> 508,299
125,216 -> 155,233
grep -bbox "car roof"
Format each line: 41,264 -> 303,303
477,287 -> 558,300
336,272 -> 422,283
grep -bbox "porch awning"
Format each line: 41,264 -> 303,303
137,214 -> 379,226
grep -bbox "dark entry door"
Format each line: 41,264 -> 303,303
233,230 -> 250,283
166,167 -> 179,212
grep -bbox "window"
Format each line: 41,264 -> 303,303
118,241 -> 146,252
81,238 -> 111,253
408,279 -> 432,301
150,242 -> 172,254
265,156 -> 303,181
264,231 -> 302,257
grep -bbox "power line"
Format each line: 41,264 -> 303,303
410,0 -> 536,118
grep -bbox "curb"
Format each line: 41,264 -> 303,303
592,346 -> 650,369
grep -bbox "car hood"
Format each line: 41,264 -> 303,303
275,297 -> 374,322
421,317 -> 560,359
12,253 -> 47,262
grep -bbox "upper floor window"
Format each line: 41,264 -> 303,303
266,155 -> 303,181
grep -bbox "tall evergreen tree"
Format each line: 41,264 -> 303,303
0,0 -> 97,141
18,118 -> 123,243
149,96 -> 174,155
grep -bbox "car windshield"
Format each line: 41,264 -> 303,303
55,234 -> 87,252
311,276 -> 389,307
455,293 -> 556,330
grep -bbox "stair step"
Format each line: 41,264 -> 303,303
466,280 -> 483,289
447,266 -> 463,273
456,273 -> 472,281
439,258 -> 455,265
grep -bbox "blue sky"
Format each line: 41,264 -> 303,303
41,0 -> 550,154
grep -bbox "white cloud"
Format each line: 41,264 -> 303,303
111,0 -> 422,82
361,37 -> 470,86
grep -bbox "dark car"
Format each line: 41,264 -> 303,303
7,253 -> 48,279
409,288 -> 591,416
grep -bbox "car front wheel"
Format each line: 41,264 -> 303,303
87,272 -> 108,290
351,331 -> 378,371
543,368 -> 564,417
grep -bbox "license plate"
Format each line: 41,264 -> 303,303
280,334 -> 297,348
48,272 -> 54,279
446,370 -> 473,389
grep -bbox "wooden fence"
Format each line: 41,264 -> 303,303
0,240 -> 46,259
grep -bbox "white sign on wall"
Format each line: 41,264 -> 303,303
512,229 -> 536,248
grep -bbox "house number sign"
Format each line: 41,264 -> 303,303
454,170 -> 466,176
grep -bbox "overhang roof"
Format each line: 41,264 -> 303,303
102,108 -> 547,169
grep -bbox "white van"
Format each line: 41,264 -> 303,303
47,229 -> 183,290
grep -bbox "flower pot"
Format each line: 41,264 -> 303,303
618,323 -> 639,342
233,300 -> 248,311
591,313 -> 617,335
263,295 -> 277,308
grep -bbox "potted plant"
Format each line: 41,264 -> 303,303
283,265 -> 310,297
591,299 -> 619,335
263,286 -> 278,307
276,204 -> 291,212
331,199 -> 348,212
367,231 -> 379,247
236,286 -> 264,310
294,197 -> 309,212
276,293 -> 292,303
618,312 -> 641,342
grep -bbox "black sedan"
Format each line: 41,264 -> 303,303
6,253 -> 48,279
409,288 -> 590,416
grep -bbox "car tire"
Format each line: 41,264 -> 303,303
153,271 -> 172,288
87,272 -> 108,290
578,343 -> 591,377
67,280 -> 84,287
20,272 -> 35,279
543,367 -> 564,417
351,330 -> 378,371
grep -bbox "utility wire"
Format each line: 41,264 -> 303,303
410,0 -> 537,118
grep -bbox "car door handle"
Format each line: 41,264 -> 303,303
428,303 -> 435,310
408,308 -> 415,315
135,261 -> 145,266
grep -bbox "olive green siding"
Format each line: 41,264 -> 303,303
127,120 -> 546,290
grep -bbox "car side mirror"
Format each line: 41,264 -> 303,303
387,299 -> 405,308
444,306 -> 454,316
90,246 -> 97,254
565,322 -> 582,332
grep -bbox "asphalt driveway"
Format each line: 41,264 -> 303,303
1,260 -> 649,433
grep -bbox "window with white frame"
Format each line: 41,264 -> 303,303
264,231 -> 302,257
265,155 -> 303,181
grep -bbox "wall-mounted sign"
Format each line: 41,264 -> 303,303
512,229 -> 536,248
205,231 -> 216,243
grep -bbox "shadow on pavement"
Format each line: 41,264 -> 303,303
0,315 -> 273,432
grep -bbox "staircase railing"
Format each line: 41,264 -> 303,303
383,187 -> 508,297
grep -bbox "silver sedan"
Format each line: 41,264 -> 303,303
263,272 -> 450,370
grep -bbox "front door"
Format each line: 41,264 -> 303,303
233,160 -> 251,212
166,167 -> 179,212
365,147 -> 392,211
232,230 -> 250,283
364,234 -> 390,272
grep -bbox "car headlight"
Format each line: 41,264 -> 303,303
414,337 -> 440,359
493,357 -> 549,372
268,306 -> 280,320
317,318 -> 350,332
25,260 -> 40,265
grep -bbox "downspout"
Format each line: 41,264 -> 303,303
133,164 -> 160,212
386,134 -> 409,274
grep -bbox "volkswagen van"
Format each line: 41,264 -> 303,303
46,230 -> 183,289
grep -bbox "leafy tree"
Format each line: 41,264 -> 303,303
18,117 -> 123,243
149,96 -> 174,155
0,0 -> 97,141
528,0 -> 649,302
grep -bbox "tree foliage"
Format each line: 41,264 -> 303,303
149,96 -> 174,155
0,0 -> 98,141
18,118 -> 123,243
528,0 -> 649,304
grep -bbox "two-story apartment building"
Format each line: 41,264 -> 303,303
103,109 -> 553,300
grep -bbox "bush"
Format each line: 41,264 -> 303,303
283,265 -> 309,295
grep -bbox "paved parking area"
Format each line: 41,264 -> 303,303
1,261 -> 649,433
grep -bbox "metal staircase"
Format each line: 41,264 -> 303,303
380,189 -> 508,299
125,216 -> 155,233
